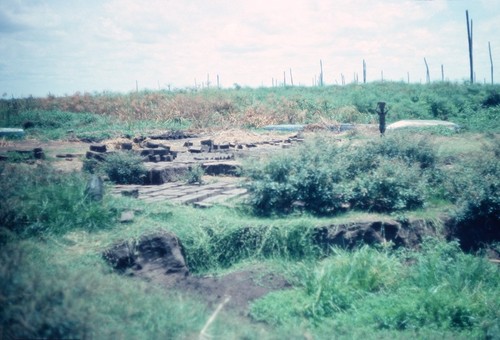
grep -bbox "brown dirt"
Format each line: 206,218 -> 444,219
167,266 -> 291,316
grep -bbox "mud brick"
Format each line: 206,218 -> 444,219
140,149 -> 155,156
90,144 -> 107,153
86,150 -> 106,161
153,149 -> 170,156
148,154 -> 161,162
146,141 -> 160,148
121,142 -> 133,150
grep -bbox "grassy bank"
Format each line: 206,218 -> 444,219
1,82 -> 500,134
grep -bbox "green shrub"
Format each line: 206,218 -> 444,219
348,159 -> 428,212
100,151 -> 147,185
443,145 -> 500,249
185,164 -> 205,184
0,163 -> 114,238
246,135 -> 436,215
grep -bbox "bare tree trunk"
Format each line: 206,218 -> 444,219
424,58 -> 430,83
319,60 -> 324,86
489,41 -> 494,84
289,68 -> 294,86
283,71 -> 286,86
363,59 -> 367,83
441,64 -> 444,82
466,10 -> 474,84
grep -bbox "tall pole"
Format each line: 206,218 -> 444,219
489,42 -> 494,84
424,57 -> 430,84
319,59 -> 324,86
363,59 -> 367,83
466,10 -> 474,84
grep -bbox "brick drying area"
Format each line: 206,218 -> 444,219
111,177 -> 248,208
93,129 -> 305,207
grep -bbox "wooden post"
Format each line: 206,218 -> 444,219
466,10 -> 474,84
489,41 -> 494,84
376,102 -> 389,136
363,59 -> 367,83
424,58 -> 430,83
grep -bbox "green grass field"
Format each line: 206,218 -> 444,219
1,82 -> 499,339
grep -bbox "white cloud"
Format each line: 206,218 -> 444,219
0,0 -> 499,96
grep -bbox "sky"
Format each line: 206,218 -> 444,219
0,0 -> 499,97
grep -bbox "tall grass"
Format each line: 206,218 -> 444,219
250,239 -> 500,338
2,82 -> 499,132
0,163 -> 115,239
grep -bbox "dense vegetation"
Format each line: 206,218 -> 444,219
0,82 -> 499,339
2,82 -> 500,134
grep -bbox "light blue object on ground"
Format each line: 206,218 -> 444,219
0,128 -> 25,138
262,124 -> 305,131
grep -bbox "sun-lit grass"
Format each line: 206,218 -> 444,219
1,82 -> 499,133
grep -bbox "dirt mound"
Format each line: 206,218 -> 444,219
173,267 -> 291,314
314,218 -> 441,250
103,231 -> 291,314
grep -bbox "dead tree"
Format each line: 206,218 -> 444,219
441,64 -> 445,82
424,58 -> 430,83
489,42 -> 494,84
466,10 -> 474,84
289,68 -> 294,86
363,59 -> 367,83
319,60 -> 324,86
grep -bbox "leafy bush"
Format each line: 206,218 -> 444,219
246,135 -> 435,215
97,151 -> 147,185
185,164 -> 205,184
443,143 -> 500,249
348,159 -> 427,212
0,163 -> 114,238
